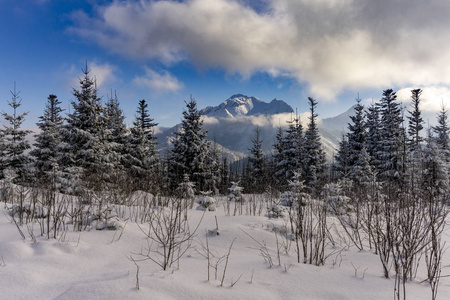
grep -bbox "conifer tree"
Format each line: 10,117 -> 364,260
59,63 -> 108,192
204,138 -> 221,194
346,96 -> 367,178
407,89 -> 424,153
423,128 -> 449,196
303,97 -> 327,195
365,102 -> 382,170
376,89 -> 404,183
273,126 -> 285,182
30,94 -> 64,181
432,104 -> 450,152
0,84 -> 31,181
125,99 -> 159,191
248,127 -> 265,193
432,104 -> 450,183
168,97 -> 210,192
334,134 -> 351,179
277,116 -> 304,189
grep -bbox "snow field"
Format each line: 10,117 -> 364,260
0,196 -> 449,300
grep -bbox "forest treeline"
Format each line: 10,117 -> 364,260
0,65 -> 449,199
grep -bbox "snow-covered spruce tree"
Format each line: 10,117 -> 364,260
248,127 -> 266,193
333,134 -> 351,180
273,126 -> 286,188
168,97 -> 210,193
432,103 -> 450,164
346,96 -> 368,180
406,89 -> 425,190
124,99 -> 159,192
303,97 -> 327,195
30,94 -> 64,182
58,64 -> 108,193
407,89 -> 424,153
375,89 -> 405,184
365,102 -> 382,171
204,138 -> 221,194
104,92 -> 128,174
0,84 -> 31,181
277,116 -> 304,190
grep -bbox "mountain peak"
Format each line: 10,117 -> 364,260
202,94 -> 293,118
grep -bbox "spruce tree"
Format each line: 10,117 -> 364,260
375,89 -> 404,183
432,104 -> 450,184
125,99 -> 159,191
334,134 -> 351,180
168,97 -> 210,192
432,104 -> 450,152
365,102 -> 382,170
59,63 -> 108,192
346,96 -> 367,179
303,97 -> 327,195
273,126 -> 286,188
407,89 -> 424,153
0,84 -> 31,181
30,94 -> 64,181
248,127 -> 265,193
277,116 -> 304,189
104,92 -> 129,188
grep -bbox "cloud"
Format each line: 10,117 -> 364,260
133,68 -> 183,93
69,0 -> 450,100
202,116 -> 219,125
67,61 -> 116,89
396,87 -> 450,113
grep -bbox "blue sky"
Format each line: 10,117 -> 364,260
1,0 -> 449,128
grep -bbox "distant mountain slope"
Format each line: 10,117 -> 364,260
157,95 -> 352,162
201,94 -> 293,118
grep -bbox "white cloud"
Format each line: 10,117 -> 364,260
202,115 -> 219,125
70,0 -> 450,100
133,68 -> 183,93
67,61 -> 116,89
396,87 -> 450,113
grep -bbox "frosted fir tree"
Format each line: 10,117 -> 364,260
432,103 -> 450,160
407,89 -> 424,153
303,97 -> 327,195
0,84 -> 31,181
423,128 -> 449,197
334,134 -> 351,180
168,97 -> 210,192
196,190 -> 217,211
204,138 -> 221,194
30,94 -> 64,181
58,63 -> 108,192
176,174 -> 195,200
273,126 -> 285,186
322,181 -> 351,215
375,89 -> 405,183
248,127 -> 266,193
124,99 -> 159,191
228,181 -> 244,202
365,102 -> 382,169
346,97 -> 368,180
280,171 -> 308,207
104,92 -> 128,174
406,89 -> 425,189
277,116 -> 304,189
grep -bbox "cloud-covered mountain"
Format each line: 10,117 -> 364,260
157,94 -> 351,162
201,94 -> 293,118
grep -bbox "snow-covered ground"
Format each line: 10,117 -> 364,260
1,197 -> 449,300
